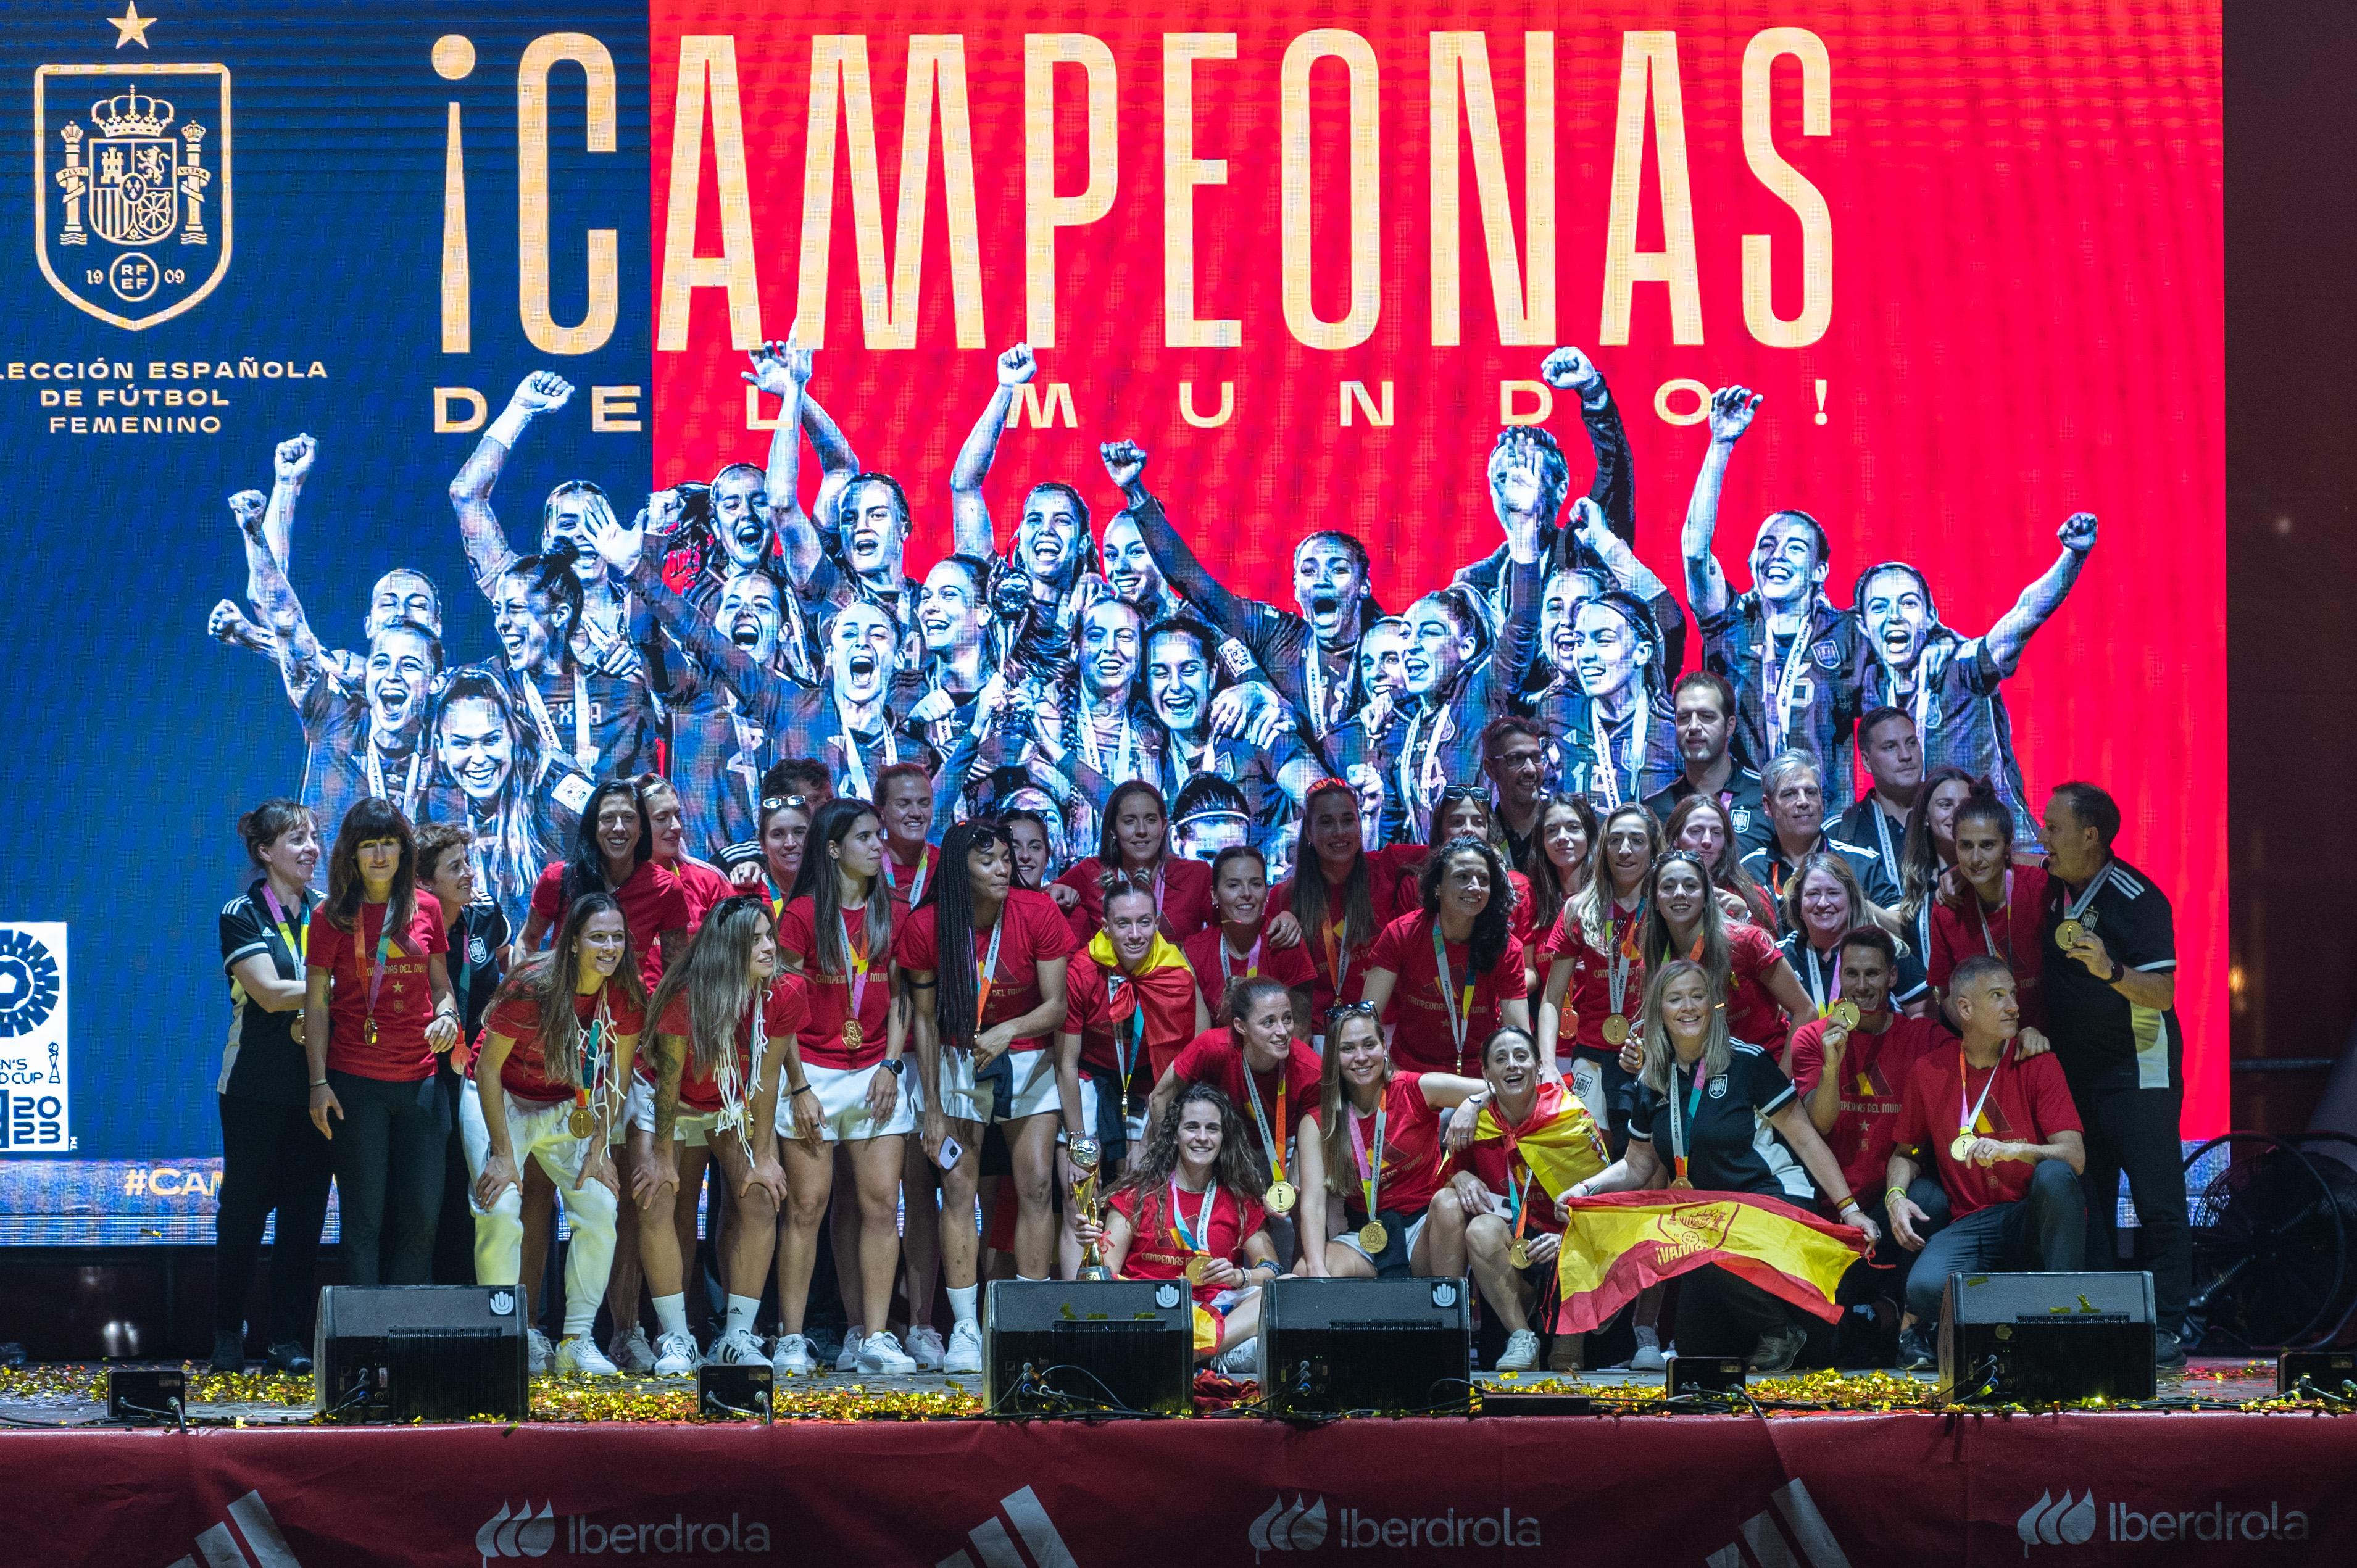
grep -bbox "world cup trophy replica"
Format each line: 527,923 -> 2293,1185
1070,1138 -> 1111,1281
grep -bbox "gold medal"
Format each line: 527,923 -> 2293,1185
1669,1176 -> 1693,1191
1264,1180 -> 1297,1214
1601,1014 -> 1631,1045
1183,1254 -> 1213,1284
568,1106 -> 594,1140
364,1018 -> 378,1046
1950,1132 -> 1976,1161
2056,918 -> 2085,950
1508,1239 -> 1531,1270
841,1018 -> 863,1050
1829,1000 -> 1860,1030
1358,1221 -> 1389,1253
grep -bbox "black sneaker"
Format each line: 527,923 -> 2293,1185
2155,1329 -> 2187,1369
265,1341 -> 314,1377
1896,1325 -> 1937,1372
209,1329 -> 245,1374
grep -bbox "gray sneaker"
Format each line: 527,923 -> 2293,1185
1748,1325 -> 1808,1374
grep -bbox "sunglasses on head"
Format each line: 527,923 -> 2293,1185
760,795 -> 810,811
1439,784 -> 1490,803
1324,1000 -> 1381,1023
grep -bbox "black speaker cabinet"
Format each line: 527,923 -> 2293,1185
1666,1356 -> 1748,1399
1260,1277 -> 1473,1417
982,1279 -> 1194,1416
314,1284 -> 530,1422
2277,1350 -> 2357,1396
1938,1271 -> 2156,1404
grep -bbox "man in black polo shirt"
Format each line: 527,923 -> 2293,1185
1739,749 -> 1898,932
1835,705 -> 1923,896
1641,671 -> 1767,847
2039,780 -> 2189,1366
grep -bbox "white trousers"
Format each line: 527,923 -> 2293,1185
459,1079 -> 618,1337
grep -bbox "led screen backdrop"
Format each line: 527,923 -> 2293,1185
0,0 -> 2218,1236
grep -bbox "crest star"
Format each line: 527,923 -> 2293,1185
110,2 -> 156,49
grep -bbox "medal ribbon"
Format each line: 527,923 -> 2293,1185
1345,1093 -> 1387,1219
1955,1041 -> 2010,1147
973,914 -> 1006,1033
1110,974 -> 1144,1111
839,908 -> 872,1027
260,884 -> 307,967
1302,639 -> 1332,741
362,721 -> 424,818
1603,908 -> 1635,1020
1755,612 -> 1810,757
1666,1058 -> 1708,1186
2063,868 -> 2106,927
1321,915 -> 1352,1002
1976,869 -> 2016,970
1166,1177 -> 1216,1258
1240,1058 -> 1289,1186
1590,701 -> 1648,811
1432,926 -> 1476,1074
360,903 -> 401,1041
833,688 -> 899,801
1802,942 -> 1844,1014
1220,927 -> 1265,984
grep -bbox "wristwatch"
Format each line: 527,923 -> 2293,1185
882,1058 -> 905,1077
2107,959 -> 2126,984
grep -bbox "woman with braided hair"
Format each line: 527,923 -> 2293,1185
894,821 -> 1075,1372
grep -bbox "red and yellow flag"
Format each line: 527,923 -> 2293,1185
1552,1189 -> 1872,1334
1088,931 -> 1202,1072
1471,1081 -> 1610,1198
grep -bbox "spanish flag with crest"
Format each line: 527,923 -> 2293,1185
1086,930 -> 1202,1081
1552,1190 -> 1874,1334
1469,1081 -> 1611,1198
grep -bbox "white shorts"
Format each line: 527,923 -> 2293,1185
1053,1076 -> 1097,1146
1337,1210 -> 1430,1266
934,1045 -> 1061,1125
615,1079 -> 652,1147
626,1082 -> 728,1148
776,1060 -> 916,1144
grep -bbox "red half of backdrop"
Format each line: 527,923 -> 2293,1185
646,1 -> 2224,1129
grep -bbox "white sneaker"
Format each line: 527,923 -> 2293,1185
1494,1329 -> 1542,1372
771,1334 -> 813,1375
858,1331 -> 918,1376
652,1331 -> 700,1376
527,1327 -> 553,1374
835,1327 -> 865,1372
1213,1337 -> 1261,1377
907,1325 -> 947,1371
554,1335 -> 620,1378
708,1327 -> 767,1366
943,1319 -> 984,1374
1629,1328 -> 1668,1372
609,1325 -> 656,1373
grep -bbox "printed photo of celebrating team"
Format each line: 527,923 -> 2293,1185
204,333 -> 2187,1390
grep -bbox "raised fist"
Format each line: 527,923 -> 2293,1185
1099,439 -> 1147,491
1541,347 -> 1602,394
273,433 -> 316,484
997,344 -> 1037,388
509,371 -> 575,415
2058,512 -> 2098,553
227,489 -> 267,531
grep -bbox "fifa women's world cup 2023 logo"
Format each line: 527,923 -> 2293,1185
36,62 -> 231,330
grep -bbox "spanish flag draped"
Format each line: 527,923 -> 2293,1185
1086,930 -> 1201,1079
1552,1190 -> 1873,1334
1471,1081 -> 1611,1198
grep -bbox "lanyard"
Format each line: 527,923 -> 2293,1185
1666,1058 -> 1708,1185
1976,871 -> 2016,969
1345,1092 -> 1387,1217
1602,906 -> 1636,1018
1869,797 -> 1900,886
1078,707 -> 1139,784
362,723 -> 424,819
1754,612 -> 1810,757
1167,1177 -> 1216,1256
574,990 -> 613,1114
1322,914 -> 1352,1000
1302,640 -> 1332,740
1399,705 -> 1452,840
260,884 -> 307,967
974,915 -> 1006,1031
1432,926 -> 1476,1073
520,671 -> 597,772
360,903 -> 401,1036
833,688 -> 898,801
839,909 -> 873,1024
1219,926 -> 1265,984
1957,1042 -> 2009,1139
1801,942 -> 1843,1012
1877,642 -> 1940,745
1239,1054 -> 1289,1184
2063,869 -> 2106,926
449,913 -> 473,1028
880,848 -> 929,909
1110,973 -> 1145,1110
1591,701 -> 1648,811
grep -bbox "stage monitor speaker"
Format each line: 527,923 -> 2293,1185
2277,1350 -> 2357,1397
982,1279 -> 1193,1416
314,1284 -> 530,1423
699,1363 -> 775,1420
1938,1271 -> 2155,1404
107,1367 -> 185,1424
1260,1277 -> 1472,1417
1666,1356 -> 1748,1399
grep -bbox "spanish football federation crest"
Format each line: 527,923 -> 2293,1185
35,63 -> 231,330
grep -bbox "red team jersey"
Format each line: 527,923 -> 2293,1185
1929,865 -> 2052,1025
893,889 -> 1077,1050
484,982 -> 648,1104
1108,1182 -> 1268,1305
1892,1043 -> 2083,1216
666,855 -> 738,929
306,893 -> 449,1081
773,897 -> 893,1069
879,843 -> 942,924
1785,1012 -> 1953,1205
1538,900 -> 1648,1056
529,858 -> 692,987
657,976 -> 812,1114
1271,844 -> 1425,1026
1306,1071 -> 1453,1221
1168,1027 -> 1324,1169
1366,911 -> 1528,1076
1181,923 -> 1317,1020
